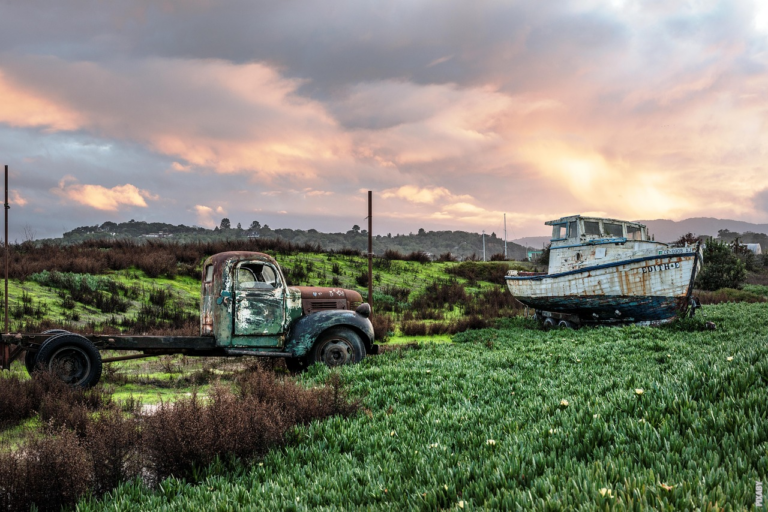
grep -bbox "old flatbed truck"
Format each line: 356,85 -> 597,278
0,251 -> 376,387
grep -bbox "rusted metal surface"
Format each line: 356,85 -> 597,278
292,286 -> 362,314
200,251 -> 372,354
285,309 -> 374,358
507,216 -> 703,325
95,335 -> 216,350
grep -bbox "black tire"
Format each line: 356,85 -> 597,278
557,320 -> 574,329
35,334 -> 102,388
307,327 -> 366,368
542,317 -> 556,331
24,350 -> 38,375
24,330 -> 70,375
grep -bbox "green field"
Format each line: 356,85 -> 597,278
69,301 -> 768,510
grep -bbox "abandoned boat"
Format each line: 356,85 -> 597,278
505,215 -> 703,327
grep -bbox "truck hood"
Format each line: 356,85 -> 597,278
290,286 -> 363,303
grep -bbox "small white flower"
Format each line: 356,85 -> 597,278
635,388 -> 644,395
486,439 -> 496,445
459,501 -> 465,509
727,356 -> 733,361
560,399 -> 569,407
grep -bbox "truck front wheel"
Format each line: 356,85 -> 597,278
35,334 -> 102,388
308,327 -> 366,368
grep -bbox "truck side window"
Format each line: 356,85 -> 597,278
204,265 -> 214,283
261,265 -> 279,287
237,263 -> 280,289
237,267 -> 259,289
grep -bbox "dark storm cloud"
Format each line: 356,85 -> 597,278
0,1 -> 627,96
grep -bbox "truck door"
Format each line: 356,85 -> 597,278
233,261 -> 285,345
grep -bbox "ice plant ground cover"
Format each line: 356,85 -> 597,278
81,302 -> 768,510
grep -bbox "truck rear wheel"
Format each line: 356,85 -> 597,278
35,334 -> 102,388
25,329 -> 72,375
308,327 -> 365,368
24,350 -> 38,375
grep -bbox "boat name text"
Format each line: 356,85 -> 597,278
642,262 -> 681,274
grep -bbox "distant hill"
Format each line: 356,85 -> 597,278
53,220 -> 529,261
512,236 -> 551,249
638,218 -> 768,242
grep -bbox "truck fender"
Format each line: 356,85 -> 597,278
285,310 -> 374,358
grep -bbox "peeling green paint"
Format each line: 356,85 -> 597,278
285,310 -> 374,358
199,251 -> 373,361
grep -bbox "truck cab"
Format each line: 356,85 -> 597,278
201,252 -> 375,367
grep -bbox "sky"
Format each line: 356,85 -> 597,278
1,0 -> 767,241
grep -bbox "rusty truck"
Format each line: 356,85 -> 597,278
0,251 -> 376,387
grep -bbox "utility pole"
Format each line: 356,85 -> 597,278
2,165 -> 8,369
367,191 -> 373,313
504,213 -> 507,260
482,230 -> 486,262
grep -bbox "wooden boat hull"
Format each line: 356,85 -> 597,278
505,249 -> 701,324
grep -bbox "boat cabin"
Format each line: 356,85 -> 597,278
547,216 -> 648,245
545,215 -> 664,274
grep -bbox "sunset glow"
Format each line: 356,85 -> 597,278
1,1 -> 767,239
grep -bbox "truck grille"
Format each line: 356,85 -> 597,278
304,299 -> 346,314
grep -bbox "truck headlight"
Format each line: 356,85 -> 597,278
355,303 -> 371,318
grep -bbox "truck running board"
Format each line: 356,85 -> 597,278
225,349 -> 293,358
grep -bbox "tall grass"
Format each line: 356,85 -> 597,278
0,369 -> 359,511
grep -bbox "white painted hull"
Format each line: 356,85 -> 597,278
506,248 -> 702,323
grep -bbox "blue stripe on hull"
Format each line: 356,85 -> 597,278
515,295 -> 682,322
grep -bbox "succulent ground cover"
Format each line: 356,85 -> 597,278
74,302 -> 768,510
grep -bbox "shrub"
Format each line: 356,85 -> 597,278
436,252 -> 457,262
695,288 -> 767,304
446,262 -> 510,284
371,313 -> 394,342
696,240 -> 747,290
142,370 -> 359,481
0,428 -> 92,512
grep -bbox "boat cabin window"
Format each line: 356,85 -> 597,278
626,225 -> 643,240
584,221 -> 600,236
551,224 -> 566,240
604,222 -> 623,237
568,221 -> 578,238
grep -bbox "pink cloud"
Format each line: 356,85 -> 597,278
53,177 -> 157,211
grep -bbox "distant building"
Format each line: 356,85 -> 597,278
527,250 -> 543,261
141,231 -> 173,239
745,243 -> 763,255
